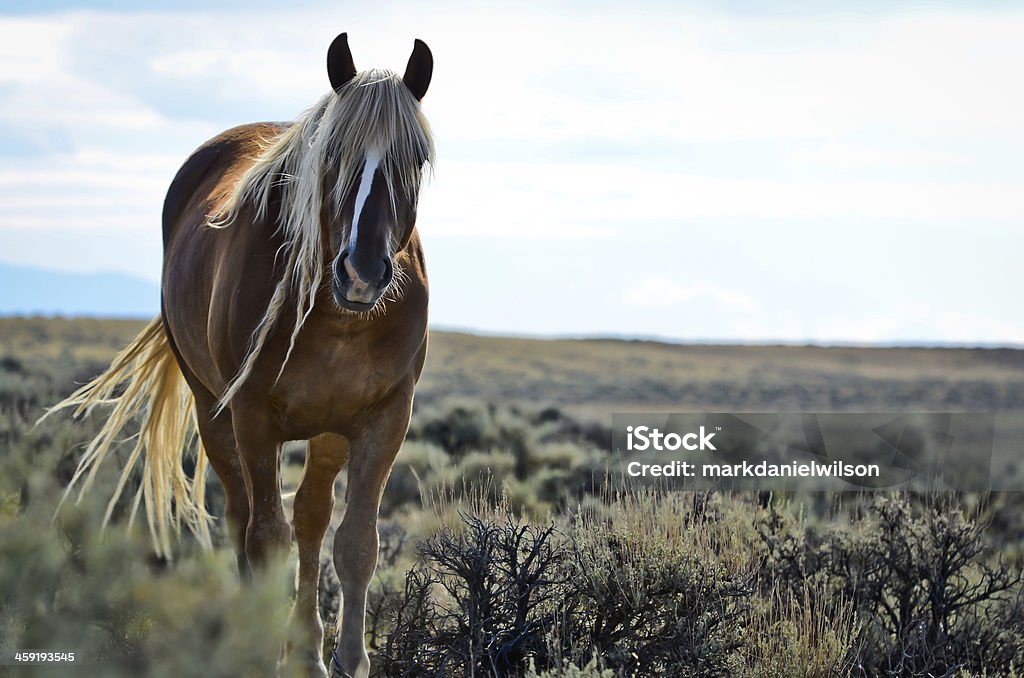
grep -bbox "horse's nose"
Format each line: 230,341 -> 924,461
340,250 -> 392,288
337,250 -> 397,292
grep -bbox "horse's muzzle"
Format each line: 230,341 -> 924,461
332,250 -> 394,312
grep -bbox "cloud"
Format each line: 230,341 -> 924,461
417,160 -> 1024,238
619,278 -> 756,311
786,142 -> 968,169
0,18 -> 161,133
0,149 -> 184,234
807,309 -> 1024,345
415,8 -> 1024,148
1,3 -> 1022,343
0,17 -> 70,83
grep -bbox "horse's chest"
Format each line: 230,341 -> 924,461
270,337 -> 420,438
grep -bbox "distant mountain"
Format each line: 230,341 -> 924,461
0,262 -> 159,317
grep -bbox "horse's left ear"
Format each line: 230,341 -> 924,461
403,39 -> 433,101
327,33 -> 357,91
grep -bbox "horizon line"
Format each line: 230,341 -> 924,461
1,313 -> 1020,352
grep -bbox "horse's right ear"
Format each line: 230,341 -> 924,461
327,33 -> 357,91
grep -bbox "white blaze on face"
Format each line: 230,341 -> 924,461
349,149 -> 382,251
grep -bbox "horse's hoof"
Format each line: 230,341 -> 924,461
279,655 -> 328,678
327,663 -> 351,678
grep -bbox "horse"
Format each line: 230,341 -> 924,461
45,33 -> 435,678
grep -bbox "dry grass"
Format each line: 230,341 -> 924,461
743,581 -> 857,677
4,316 -> 1024,675
4,317 -> 1024,410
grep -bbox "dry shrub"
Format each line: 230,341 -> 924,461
372,490 -> 760,677
761,495 -> 1024,677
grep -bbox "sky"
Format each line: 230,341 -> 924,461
0,1 -> 1021,344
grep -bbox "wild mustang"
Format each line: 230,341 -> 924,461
46,33 -> 435,678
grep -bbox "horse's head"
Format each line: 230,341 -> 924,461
323,34 -> 434,313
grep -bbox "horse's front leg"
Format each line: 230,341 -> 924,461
329,389 -> 413,678
287,433 -> 349,678
232,402 -> 291,568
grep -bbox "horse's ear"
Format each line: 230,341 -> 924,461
327,33 -> 357,91
403,39 -> 433,101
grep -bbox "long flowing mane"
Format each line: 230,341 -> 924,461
209,69 -> 435,411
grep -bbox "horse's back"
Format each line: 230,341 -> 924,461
161,122 -> 287,244
160,122 -> 289,396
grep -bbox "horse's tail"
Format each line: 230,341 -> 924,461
39,316 -> 212,558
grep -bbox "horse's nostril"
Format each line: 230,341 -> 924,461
334,250 -> 353,283
379,257 -> 394,287
343,250 -> 390,287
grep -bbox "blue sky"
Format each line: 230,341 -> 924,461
1,1 -> 1021,343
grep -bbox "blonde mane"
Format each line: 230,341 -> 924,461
209,69 -> 435,412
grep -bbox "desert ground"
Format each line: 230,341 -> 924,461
2,316 -> 1023,676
